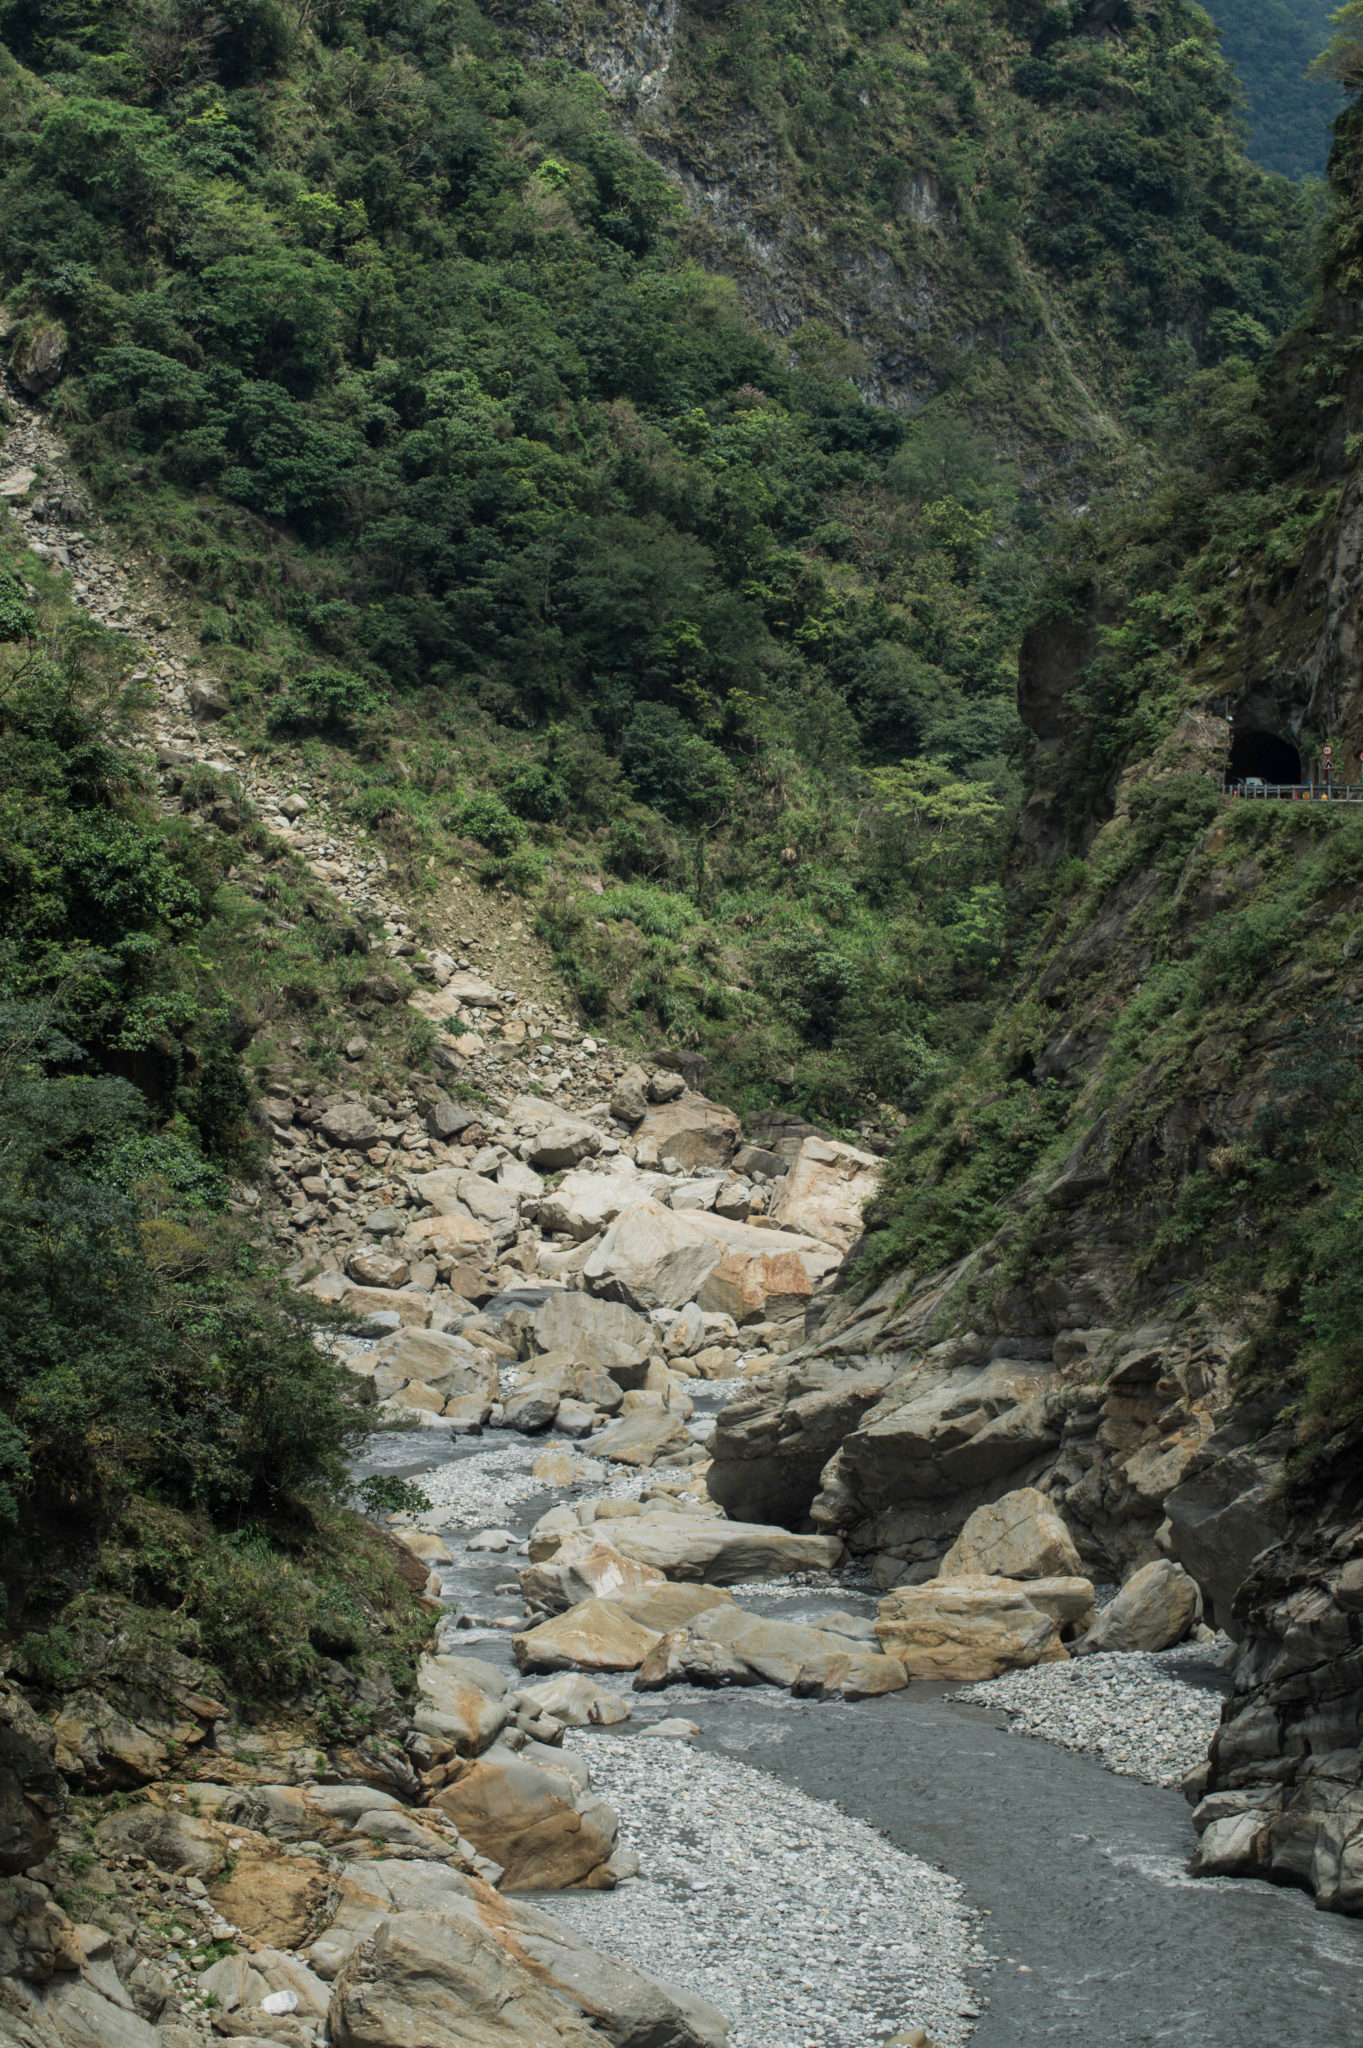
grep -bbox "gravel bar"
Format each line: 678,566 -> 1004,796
949,1647 -> 1226,1789
545,1732 -> 986,2048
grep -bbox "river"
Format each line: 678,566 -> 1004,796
357,1375 -> 1363,2048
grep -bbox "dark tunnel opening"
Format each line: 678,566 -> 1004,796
1228,729 -> 1302,785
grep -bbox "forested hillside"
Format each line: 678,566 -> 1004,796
1202,0 -> 1340,178
0,0 -> 1313,1135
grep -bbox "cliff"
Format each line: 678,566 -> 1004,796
709,98 -> 1363,1912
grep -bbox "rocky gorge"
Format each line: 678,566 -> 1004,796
5,362 -> 1363,2046
4,26 -> 1363,2041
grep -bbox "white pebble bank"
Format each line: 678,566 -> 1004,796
545,1733 -> 986,2048
950,1646 -> 1226,1789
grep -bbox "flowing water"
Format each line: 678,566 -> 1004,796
356,1378 -> 1363,2048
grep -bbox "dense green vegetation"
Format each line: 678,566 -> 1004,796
861,97 -> 1363,1465
0,0 -> 1316,1123
1202,0 -> 1340,179
586,0 -> 1318,443
0,550 -> 424,1703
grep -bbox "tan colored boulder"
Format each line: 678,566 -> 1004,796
594,1513 -> 844,1585
515,1676 -> 632,1728
347,1245 -> 410,1289
614,1584 -> 739,1634
513,1600 -> 663,1674
520,1532 -> 666,1614
582,1201 -> 724,1312
681,1214 -> 843,1323
398,1531 -> 453,1567
538,1167 -> 668,1241
410,1212 -> 496,1257
875,1576 -> 1068,1680
430,1750 -> 617,1890
632,1604 -> 907,1699
412,1168 -> 520,1246
340,1285 -> 430,1327
633,1092 -> 741,1171
767,1136 -> 881,1253
375,1327 -> 496,1391
519,1351 -> 623,1414
389,1379 -> 445,1415
1078,1558 -> 1199,1654
322,1861 -> 729,2048
590,1407 -> 690,1467
416,1656 -> 512,1756
529,1448 -> 606,1489
940,1487 -> 1083,1582
327,1906 -> 606,2046
530,1293 -> 657,1372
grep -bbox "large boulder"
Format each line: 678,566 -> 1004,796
327,1907 -> 604,2046
687,1213 -> 843,1324
589,1408 -> 691,1467
430,1750 -> 617,1891
582,1201 -> 723,1312
322,1860 -> 730,2048
520,1533 -> 667,1615
320,1100 -> 381,1149
940,1487 -> 1083,1582
767,1136 -> 881,1253
374,1328 -> 499,1402
412,1169 -> 521,1248
517,1352 -> 623,1415
530,1294 -> 658,1379
538,1167 -> 668,1242
875,1576 -> 1068,1680
514,1676 -> 631,1728
513,1600 -> 663,1674
634,1604 -> 907,1699
1078,1558 -> 1199,1654
576,1513 -> 844,1585
707,1360 -> 895,1525
633,1093 -> 742,1172
416,1656 -> 512,1756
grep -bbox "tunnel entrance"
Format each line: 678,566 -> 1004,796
1228,729 -> 1302,785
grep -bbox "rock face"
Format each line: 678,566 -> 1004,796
1079,1559 -> 1198,1654
767,1136 -> 881,1253
1189,1513 -> 1363,1913
940,1488 -> 1083,1582
431,1749 -> 619,1891
706,1358 -> 895,1525
0,1687 -> 64,1877
874,1577 -> 1069,1680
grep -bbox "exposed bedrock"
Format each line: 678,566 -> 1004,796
1190,1495 -> 1363,1912
706,1281 -> 1288,1612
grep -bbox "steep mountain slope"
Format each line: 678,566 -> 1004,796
0,0 -> 1315,1134
1201,0 -> 1340,179
710,95 -> 1363,1912
503,0 -> 1314,457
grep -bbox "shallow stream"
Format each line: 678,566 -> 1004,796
356,1377 -> 1363,2047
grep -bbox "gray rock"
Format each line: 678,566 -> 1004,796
320,1100 -> 381,1148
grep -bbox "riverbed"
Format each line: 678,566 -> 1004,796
355,1381 -> 1363,2047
